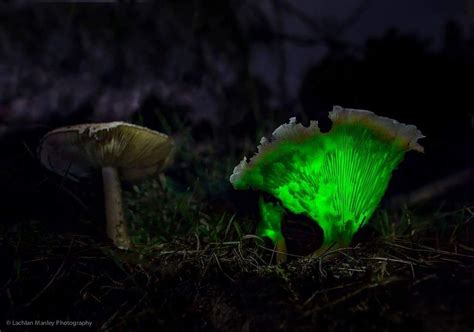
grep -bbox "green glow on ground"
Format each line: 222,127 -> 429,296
234,123 -> 407,247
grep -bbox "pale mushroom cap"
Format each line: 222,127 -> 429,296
230,105 -> 424,186
38,122 -> 173,181
329,106 -> 425,153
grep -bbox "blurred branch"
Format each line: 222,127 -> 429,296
389,167 -> 474,209
272,33 -> 321,46
243,1 -> 323,46
274,0 -> 372,45
335,0 -> 372,35
274,0 -> 321,32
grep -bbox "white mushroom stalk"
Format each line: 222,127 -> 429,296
102,166 -> 130,249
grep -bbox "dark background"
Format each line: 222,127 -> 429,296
0,0 -> 473,230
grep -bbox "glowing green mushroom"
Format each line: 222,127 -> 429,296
230,106 -> 424,260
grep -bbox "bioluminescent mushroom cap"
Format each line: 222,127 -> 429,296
38,122 -> 173,181
230,106 -> 424,249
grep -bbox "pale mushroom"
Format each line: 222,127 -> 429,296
38,122 -> 174,249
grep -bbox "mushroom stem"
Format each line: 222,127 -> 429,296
275,237 -> 288,264
102,166 -> 132,250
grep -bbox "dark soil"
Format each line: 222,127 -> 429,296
1,212 -> 473,331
